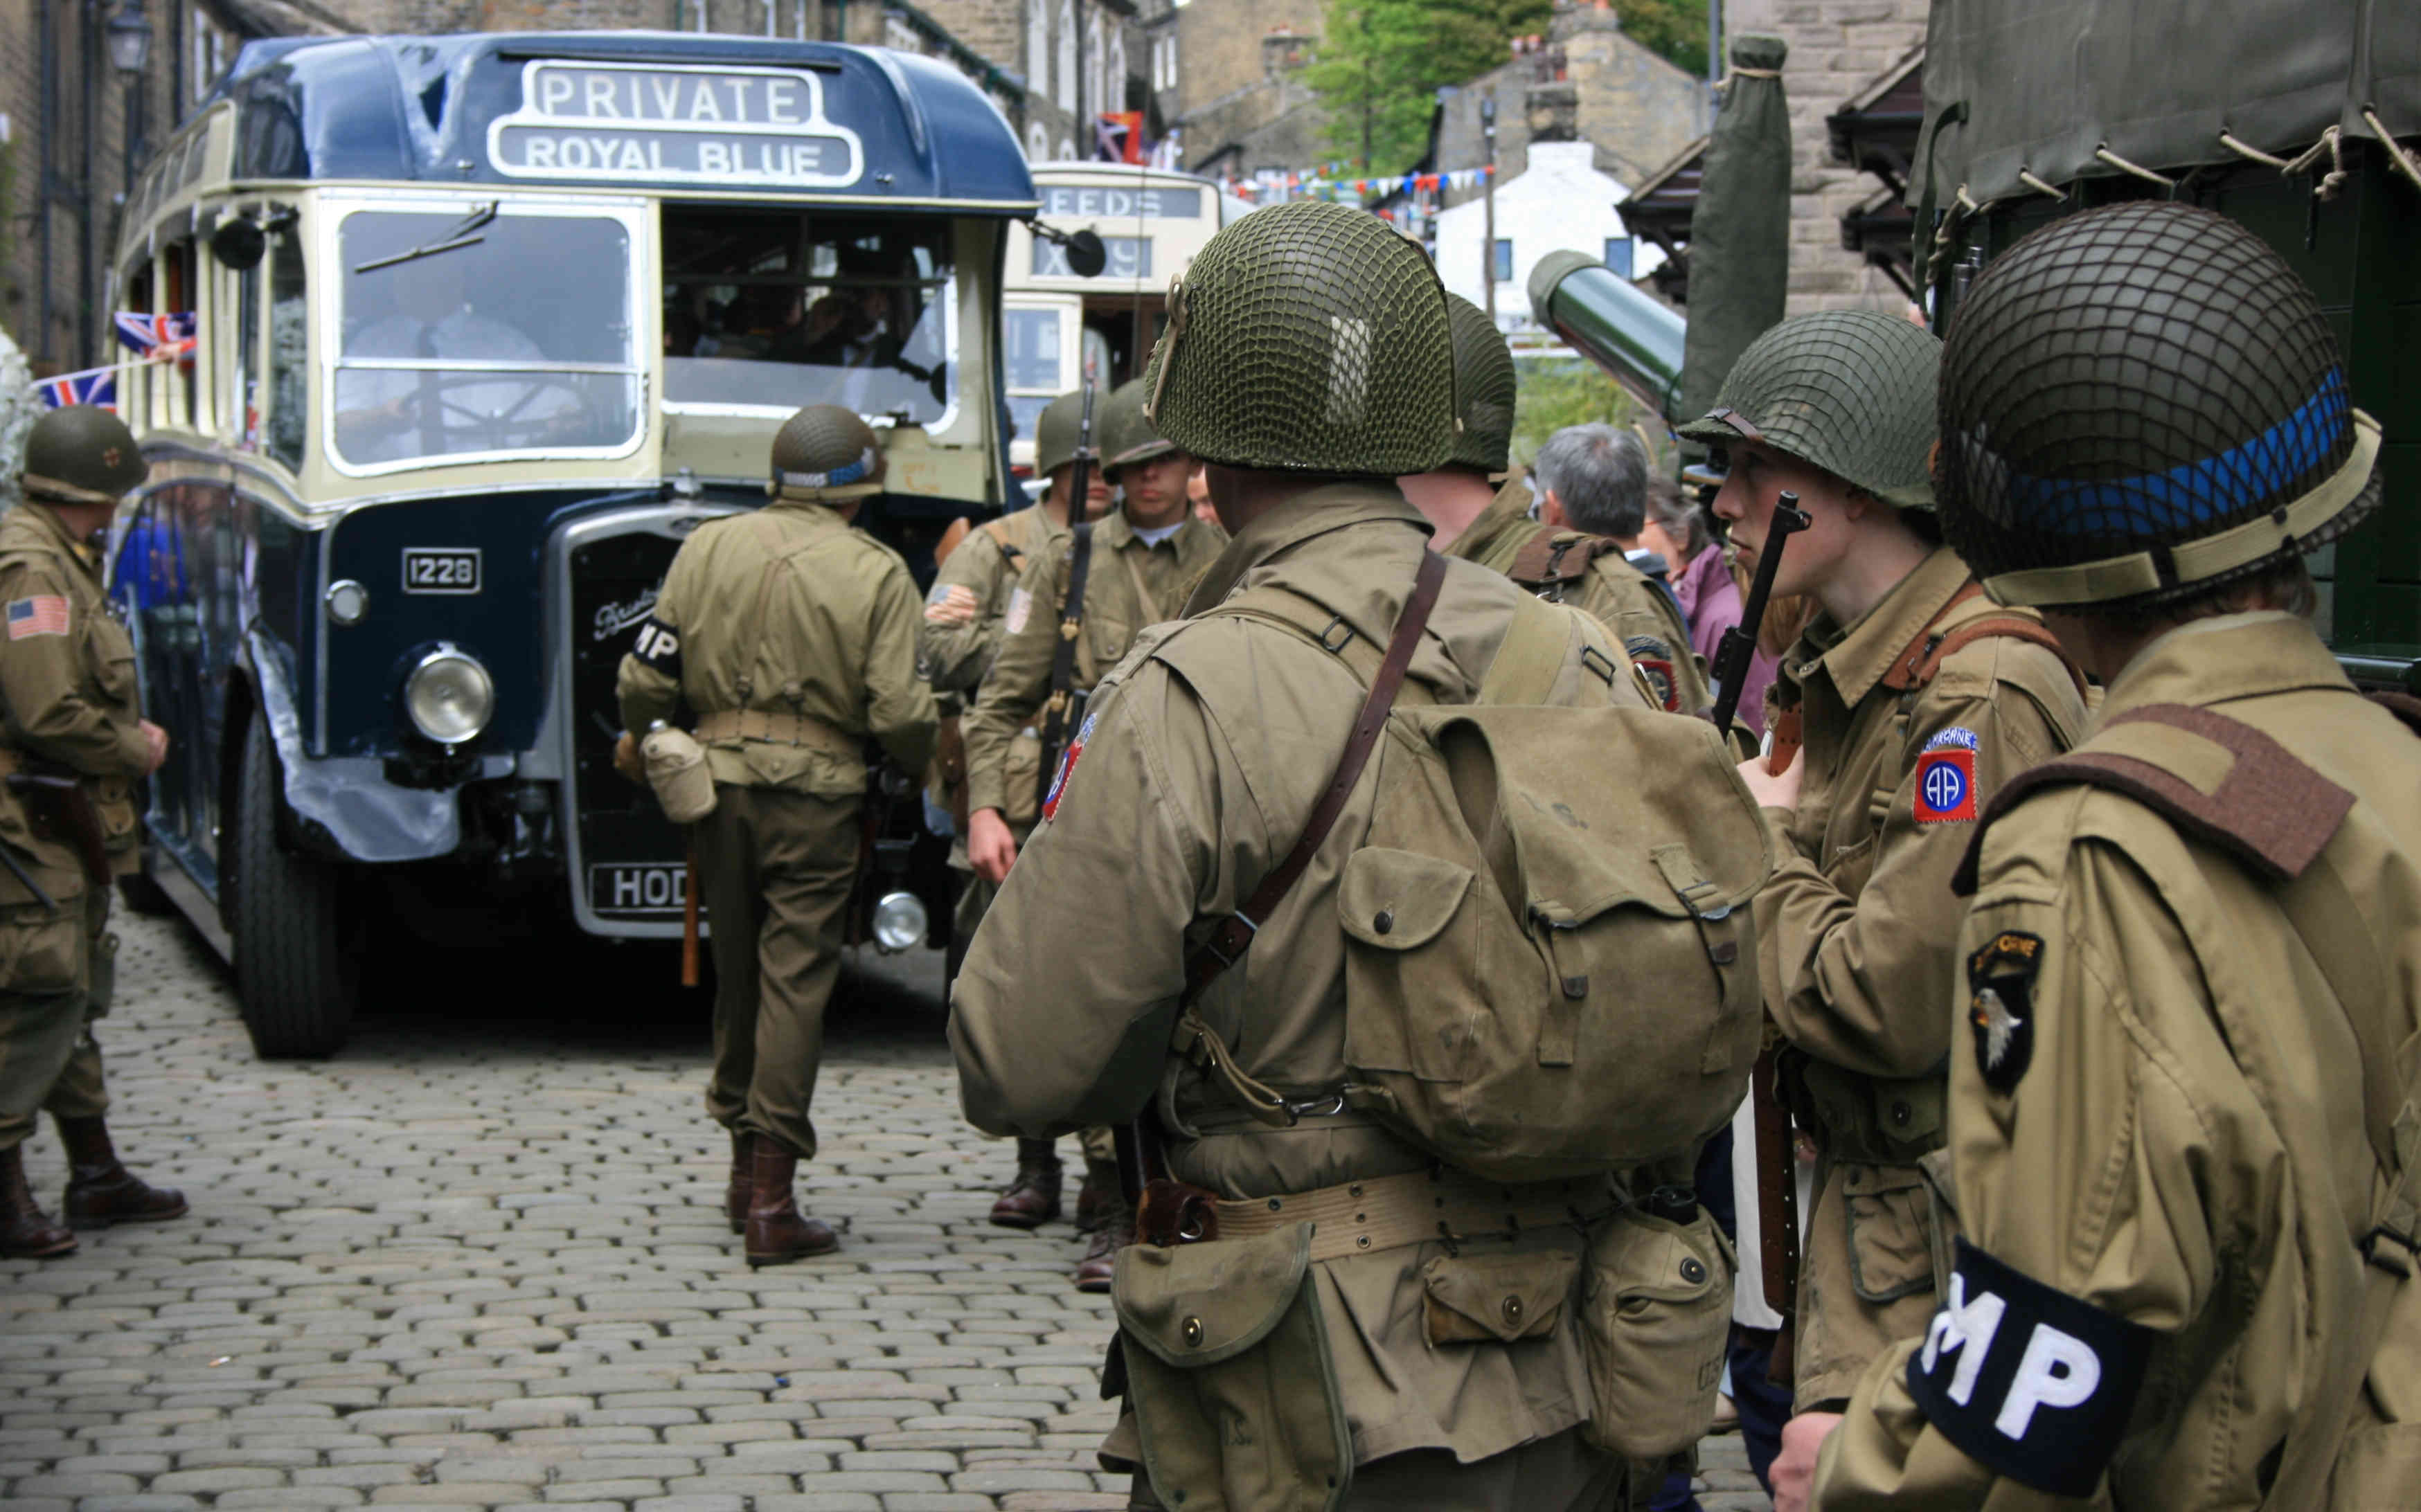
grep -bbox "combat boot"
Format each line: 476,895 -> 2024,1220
988,1139 -> 1062,1229
56,1117 -> 186,1230
1,1143 -> 76,1258
724,1128 -> 756,1234
743,1142 -> 838,1268
1073,1158 -> 1120,1232
1073,1200 -> 1135,1293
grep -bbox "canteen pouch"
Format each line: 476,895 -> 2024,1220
1578,1204 -> 1735,1459
1337,705 -> 1773,1181
1111,1222 -> 1352,1512
642,726 -> 717,824
0,899 -> 86,998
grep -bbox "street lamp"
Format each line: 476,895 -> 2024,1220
105,0 -> 152,75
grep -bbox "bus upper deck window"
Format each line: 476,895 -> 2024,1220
332,207 -> 641,469
661,206 -> 955,422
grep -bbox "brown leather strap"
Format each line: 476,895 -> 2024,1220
1879,581 -> 2089,701
1179,550 -> 1447,1005
1952,701 -> 2357,897
1508,528 -> 1620,588
1764,706 -> 1803,775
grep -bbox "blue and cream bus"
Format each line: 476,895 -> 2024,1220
106,30 -> 1067,1055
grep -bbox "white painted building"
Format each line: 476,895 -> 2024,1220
1433,142 -> 1665,332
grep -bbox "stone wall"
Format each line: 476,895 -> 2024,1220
1165,0 -> 1319,173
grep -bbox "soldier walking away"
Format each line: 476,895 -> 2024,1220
1672,312 -> 2092,1508
0,405 -> 186,1259
1812,201 -> 2421,1511
952,199 -> 1697,1509
1407,294 -> 1708,714
959,376 -> 1223,1290
920,388 -> 1108,1235
616,404 -> 936,1267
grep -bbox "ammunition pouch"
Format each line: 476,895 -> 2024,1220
641,726 -> 717,824
1111,1222 -> 1352,1512
0,898 -> 87,997
1579,1203 -> 1735,1459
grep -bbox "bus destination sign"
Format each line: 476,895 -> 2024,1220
488,60 -> 865,189
1039,185 -> 1202,221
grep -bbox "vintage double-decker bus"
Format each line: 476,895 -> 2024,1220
106,30 -> 1061,1056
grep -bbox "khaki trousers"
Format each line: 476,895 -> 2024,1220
1125,1425 -> 1630,1510
0,888 -> 114,1152
697,786 -> 859,1162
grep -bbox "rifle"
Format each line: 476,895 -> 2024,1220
1033,375 -> 1100,812
1703,490 -> 1810,1387
8,771 -> 111,889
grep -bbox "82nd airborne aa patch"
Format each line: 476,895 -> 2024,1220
1915,746 -> 1977,823
1968,930 -> 2044,1092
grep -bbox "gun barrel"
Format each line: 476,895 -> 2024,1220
1528,251 -> 1688,424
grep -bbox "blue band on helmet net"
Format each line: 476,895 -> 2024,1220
1962,368 -> 2348,537
774,446 -> 878,492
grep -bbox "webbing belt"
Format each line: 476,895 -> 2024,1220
692,708 -> 855,755
1212,1168 -> 1613,1263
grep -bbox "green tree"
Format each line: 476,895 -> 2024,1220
1510,359 -> 1649,472
1616,0 -> 1711,80
1308,0 -> 1547,175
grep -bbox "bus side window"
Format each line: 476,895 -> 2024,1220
218,231 -> 261,450
266,222 -> 307,471
125,260 -> 155,433
168,241 -> 199,431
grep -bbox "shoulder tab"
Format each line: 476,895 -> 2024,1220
1881,581 -> 2088,701
1953,702 -> 2355,895
1508,529 -> 1620,587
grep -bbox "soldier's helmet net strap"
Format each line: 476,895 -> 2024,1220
1936,201 -> 2380,611
1143,200 -> 1457,476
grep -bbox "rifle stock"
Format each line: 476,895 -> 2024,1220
1706,491 -> 1810,738
1034,379 -> 1100,811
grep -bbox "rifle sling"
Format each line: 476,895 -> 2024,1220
1034,519 -> 1097,810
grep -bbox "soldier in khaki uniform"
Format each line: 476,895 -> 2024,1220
1406,295 -> 1707,714
0,406 -> 185,1259
617,405 -> 936,1267
1813,205 -> 2421,1512
920,390 -> 1116,1234
1670,313 -> 2091,1502
953,201 -> 1657,1509
961,377 -> 1224,1286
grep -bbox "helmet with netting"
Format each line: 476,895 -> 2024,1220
1033,388 -> 1093,478
1100,377 -> 1179,475
1446,293 -> 1515,474
1675,311 -> 1940,510
22,405 -> 146,505
769,405 -> 883,504
1143,201 -> 1454,474
1937,201 -> 2379,610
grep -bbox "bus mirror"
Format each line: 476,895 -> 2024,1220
1064,229 -> 1108,278
211,218 -> 267,271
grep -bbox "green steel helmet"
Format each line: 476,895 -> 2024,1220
1143,200 -> 1455,475
1936,201 -> 2379,611
1445,293 -> 1515,474
21,405 -> 146,506
1033,388 -> 1093,478
1100,377 -> 1179,475
768,404 -> 883,504
1675,310 -> 1941,510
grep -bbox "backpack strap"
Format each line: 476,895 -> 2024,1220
1879,581 -> 2089,702
1165,550 -> 1447,1126
1477,592 -> 1580,707
1507,529 -> 1623,604
979,512 -> 1035,573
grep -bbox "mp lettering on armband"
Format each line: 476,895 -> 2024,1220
631,615 -> 682,677
1905,1239 -> 2157,1497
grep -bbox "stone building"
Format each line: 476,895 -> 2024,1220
1153,0 -> 1326,179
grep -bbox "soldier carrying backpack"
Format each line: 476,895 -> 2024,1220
949,199 -> 1775,1511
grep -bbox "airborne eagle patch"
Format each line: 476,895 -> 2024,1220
1967,930 -> 2044,1093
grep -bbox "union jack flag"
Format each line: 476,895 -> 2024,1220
114,310 -> 197,359
33,369 -> 117,412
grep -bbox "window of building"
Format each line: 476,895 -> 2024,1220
659,205 -> 956,424
1056,0 -> 1076,112
1492,238 -> 1513,284
1154,35 -> 1179,92
1088,14 -> 1108,114
1106,26 -> 1126,112
1028,1 -> 1048,96
1602,237 -> 1634,280
1025,120 -> 1051,162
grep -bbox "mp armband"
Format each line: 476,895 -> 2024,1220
630,615 -> 682,676
1904,1239 -> 2156,1497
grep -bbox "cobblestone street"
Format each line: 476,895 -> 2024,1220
1,912 -> 1767,1511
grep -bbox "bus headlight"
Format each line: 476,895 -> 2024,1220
870,890 -> 927,953
404,646 -> 494,747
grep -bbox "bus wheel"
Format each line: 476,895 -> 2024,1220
231,708 -> 357,1058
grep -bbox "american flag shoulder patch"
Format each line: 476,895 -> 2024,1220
6,596 -> 70,640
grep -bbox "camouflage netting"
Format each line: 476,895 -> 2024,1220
1100,377 -> 1177,471
1145,200 -> 1454,476
769,404 -> 884,503
1675,310 -> 1940,510
1938,202 -> 2379,610
1445,293 -> 1516,474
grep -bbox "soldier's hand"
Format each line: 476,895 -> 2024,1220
1771,1410 -> 1841,1512
967,807 -> 1019,884
138,720 -> 170,777
1737,740 -> 1805,811
923,584 -> 978,627
613,731 -> 643,783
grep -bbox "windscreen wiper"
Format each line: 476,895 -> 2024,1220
353,202 -> 499,273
